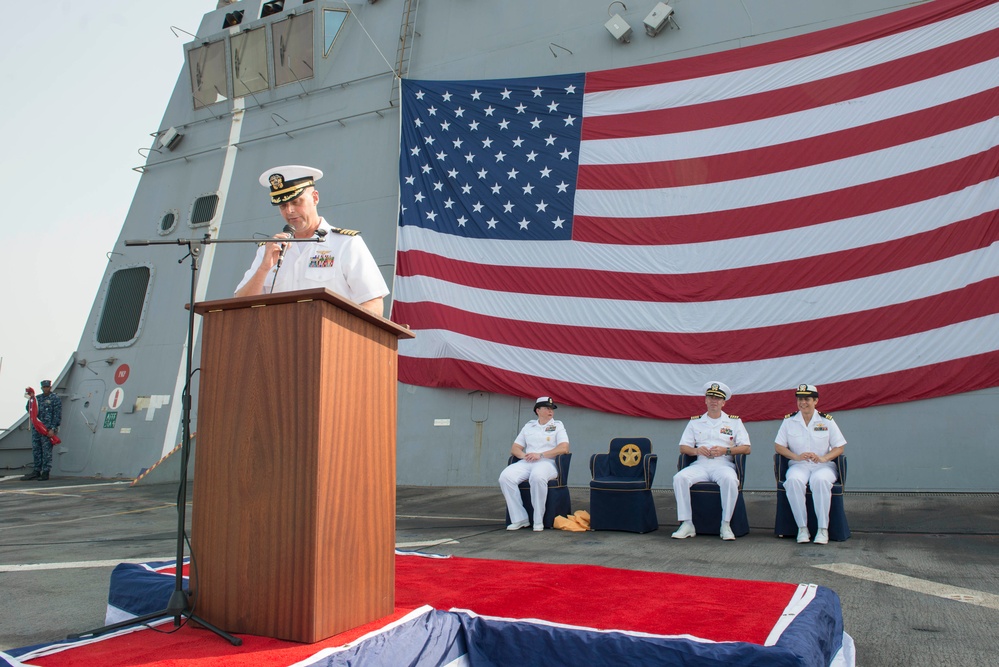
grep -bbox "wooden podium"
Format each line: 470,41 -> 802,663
191,288 -> 414,643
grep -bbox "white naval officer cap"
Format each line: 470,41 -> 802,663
703,382 -> 731,400
533,396 -> 558,411
795,384 -> 819,398
259,165 -> 323,205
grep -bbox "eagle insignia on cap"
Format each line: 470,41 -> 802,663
798,384 -> 808,392
259,165 -> 322,205
704,381 -> 729,398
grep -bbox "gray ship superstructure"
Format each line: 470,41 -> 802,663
1,0 -> 995,493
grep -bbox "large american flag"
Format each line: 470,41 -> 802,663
392,0 -> 999,421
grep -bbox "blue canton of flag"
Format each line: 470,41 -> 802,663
399,75 -> 585,241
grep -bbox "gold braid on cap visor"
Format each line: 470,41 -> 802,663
269,180 -> 314,202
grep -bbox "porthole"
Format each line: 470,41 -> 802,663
158,209 -> 179,236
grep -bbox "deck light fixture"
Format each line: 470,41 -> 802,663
605,2 -> 633,43
643,3 -> 677,37
261,0 -> 285,18
222,9 -> 244,29
159,127 -> 183,151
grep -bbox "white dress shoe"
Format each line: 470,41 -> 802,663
533,524 -> 544,532
671,521 -> 696,539
814,528 -> 829,545
797,527 -> 811,544
720,522 -> 736,541
506,519 -> 530,531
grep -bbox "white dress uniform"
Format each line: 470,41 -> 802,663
235,218 -> 389,304
775,411 -> 846,530
673,411 -> 750,523
498,418 -> 568,528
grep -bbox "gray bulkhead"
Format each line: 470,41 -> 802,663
3,0 -> 990,492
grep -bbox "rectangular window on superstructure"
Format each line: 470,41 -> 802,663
273,12 -> 314,87
95,266 -> 152,347
188,40 -> 229,110
231,27 -> 269,97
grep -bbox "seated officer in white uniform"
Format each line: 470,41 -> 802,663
498,397 -> 570,532
774,384 -> 847,545
672,382 -> 751,541
235,165 -> 389,316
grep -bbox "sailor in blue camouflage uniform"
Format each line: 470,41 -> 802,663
22,380 -> 61,481
671,382 -> 752,541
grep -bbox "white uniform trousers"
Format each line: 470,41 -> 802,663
499,459 -> 557,526
784,463 -> 837,529
673,463 -> 739,523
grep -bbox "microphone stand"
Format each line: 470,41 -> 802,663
68,232 -> 320,646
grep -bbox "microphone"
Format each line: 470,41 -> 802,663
275,224 -> 295,269
315,228 -> 328,240
268,224 -> 296,293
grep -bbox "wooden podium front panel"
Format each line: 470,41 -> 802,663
312,303 -> 397,639
192,297 -> 396,642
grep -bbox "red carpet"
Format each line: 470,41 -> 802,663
395,554 -> 796,644
24,554 -> 800,666
28,610 -> 415,667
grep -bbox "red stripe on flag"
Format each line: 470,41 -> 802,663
392,278 -> 999,364
582,28 -> 999,141
579,89 -> 999,190
399,351 -> 999,421
397,215 -> 999,302
573,148 -> 999,245
583,0 -> 996,92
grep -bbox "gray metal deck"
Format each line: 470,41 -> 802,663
2,477 -> 997,665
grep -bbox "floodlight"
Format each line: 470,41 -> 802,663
222,10 -> 244,29
644,2 -> 677,36
261,0 -> 285,18
159,127 -> 183,151
605,3 -> 633,43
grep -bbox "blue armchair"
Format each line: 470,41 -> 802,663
677,453 -> 750,536
774,453 -> 850,541
504,453 -> 573,529
589,438 -> 658,533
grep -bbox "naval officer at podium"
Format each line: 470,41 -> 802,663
235,165 -> 389,316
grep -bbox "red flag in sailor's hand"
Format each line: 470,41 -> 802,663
25,386 -> 62,445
